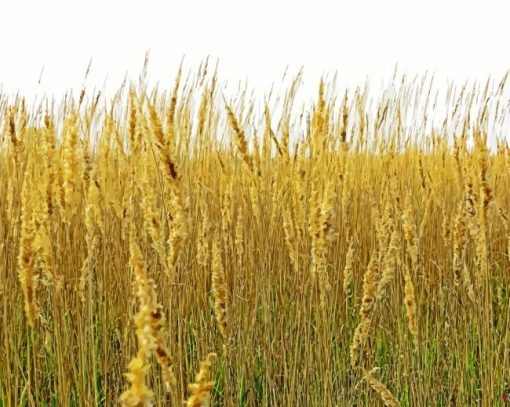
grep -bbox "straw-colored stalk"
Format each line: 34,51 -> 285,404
282,204 -> 299,273
211,236 -> 229,357
139,159 -> 168,274
342,239 -> 355,295
148,101 -> 188,281
498,206 -> 510,260
220,174 -> 233,252
234,209 -> 244,266
474,133 -> 492,289
402,195 -> 419,274
61,112 -> 81,223
197,202 -> 210,269
452,204 -> 475,301
378,227 -> 400,300
33,168 -> 54,288
292,149 -> 307,239
225,103 -> 257,176
17,165 -> 39,327
120,236 -> 176,404
249,178 -> 261,225
350,251 -> 379,367
78,168 -> 102,302
403,265 -> 419,348
308,179 -> 335,309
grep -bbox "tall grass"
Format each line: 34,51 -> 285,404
1,64 -> 510,406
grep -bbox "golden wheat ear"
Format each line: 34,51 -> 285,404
185,353 -> 217,407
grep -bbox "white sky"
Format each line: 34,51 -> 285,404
1,0 -> 510,101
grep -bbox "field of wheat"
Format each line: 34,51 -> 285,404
1,62 -> 510,406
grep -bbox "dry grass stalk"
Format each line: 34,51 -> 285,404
474,132 -> 492,289
282,204 -> 299,273
350,251 -> 380,367
120,234 -> 177,403
197,201 -> 210,269
17,162 -> 39,327
211,235 -> 229,356
225,102 -> 256,175
403,265 -> 419,348
378,218 -> 400,300
342,239 -> 355,295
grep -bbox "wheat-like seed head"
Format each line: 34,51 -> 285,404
186,353 -> 217,407
211,234 -> 229,357
363,369 -> 400,407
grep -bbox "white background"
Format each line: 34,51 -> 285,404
1,0 -> 510,101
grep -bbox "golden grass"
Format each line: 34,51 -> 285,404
1,66 -> 510,406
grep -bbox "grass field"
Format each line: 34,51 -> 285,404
1,63 -> 510,406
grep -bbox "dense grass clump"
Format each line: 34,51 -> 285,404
1,64 -> 510,406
